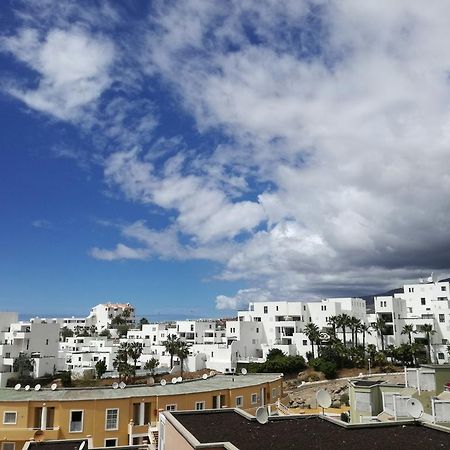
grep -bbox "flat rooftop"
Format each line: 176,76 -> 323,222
173,411 -> 450,449
0,373 -> 281,402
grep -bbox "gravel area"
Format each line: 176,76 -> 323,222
284,373 -> 405,409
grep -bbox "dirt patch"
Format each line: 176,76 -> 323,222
283,371 -> 405,410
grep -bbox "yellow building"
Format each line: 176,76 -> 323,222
0,373 -> 282,449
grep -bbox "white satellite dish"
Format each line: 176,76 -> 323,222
316,389 -> 332,409
177,376 -> 182,382
406,398 -> 424,419
34,384 -> 41,391
50,383 -> 57,391
112,382 -> 119,389
171,377 -> 177,384
25,385 -> 30,391
160,379 -> 167,386
241,368 -> 247,375
255,406 -> 269,424
14,383 -> 21,391
202,374 -> 208,380
119,381 -> 126,389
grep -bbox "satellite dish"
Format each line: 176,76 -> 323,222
255,406 -> 269,424
112,382 -> 119,389
34,384 -> 41,391
406,398 -> 424,419
202,374 -> 208,380
51,383 -> 57,391
119,381 -> 126,389
177,376 -> 182,382
171,377 -> 177,384
241,368 -> 247,375
25,385 -> 30,391
160,379 -> 167,386
316,389 -> 332,409
14,383 -> 21,391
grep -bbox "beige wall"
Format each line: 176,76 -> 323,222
0,378 -> 282,447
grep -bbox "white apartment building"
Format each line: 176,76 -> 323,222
87,302 -> 135,331
0,315 -> 60,386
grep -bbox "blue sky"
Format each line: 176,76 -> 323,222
2,1 -> 450,318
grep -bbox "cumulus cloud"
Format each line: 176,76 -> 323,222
6,1 -> 450,309
2,27 -> 115,120
90,243 -> 150,261
216,288 -> 275,310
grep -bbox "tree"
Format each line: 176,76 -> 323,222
266,348 -> 285,360
304,323 -> 320,359
401,324 -> 416,345
349,317 -> 361,347
176,341 -> 190,377
99,329 -> 111,338
127,342 -> 143,376
327,316 -> 340,338
372,318 -> 387,351
337,314 -> 351,347
13,353 -> 34,379
359,323 -> 371,351
60,326 -> 74,341
421,324 -> 436,363
95,360 -> 107,379
163,335 -> 180,369
144,358 -> 159,376
113,344 -> 133,382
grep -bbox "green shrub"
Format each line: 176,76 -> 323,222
320,360 -> 337,379
59,371 -> 72,387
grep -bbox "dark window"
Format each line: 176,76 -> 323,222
263,306 -> 268,314
421,298 -> 426,305
438,352 -> 445,360
441,286 -> 447,291
439,314 -> 445,323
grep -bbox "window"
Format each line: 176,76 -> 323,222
3,412 -> 16,425
263,306 -> 268,314
439,314 -> 445,323
303,340 -> 308,346
104,439 -> 117,447
438,352 -> 445,360
442,286 -> 447,291
195,402 -> 205,410
69,410 -> 83,432
409,287 -> 414,293
321,305 -> 326,311
251,393 -> 258,404
235,396 -> 243,407
256,328 -> 259,333
105,409 -> 119,430
2,443 -> 14,450
165,404 -> 176,411
421,298 -> 426,305
45,339 -> 49,345
276,306 -> 279,311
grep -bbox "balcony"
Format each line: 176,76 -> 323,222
0,427 -> 61,441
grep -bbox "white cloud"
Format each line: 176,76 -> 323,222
103,149 -> 266,243
32,219 -> 52,229
90,243 -> 150,261
2,27 -> 114,120
216,288 -> 276,310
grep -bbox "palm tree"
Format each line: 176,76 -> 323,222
303,323 -> 320,359
372,318 -> 387,351
359,323 -> 371,351
421,324 -> 436,363
401,324 -> 416,345
163,335 -> 180,369
327,316 -> 340,338
113,345 -> 132,381
337,314 -> 351,347
127,342 -> 143,376
349,317 -> 361,347
176,341 -> 190,377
